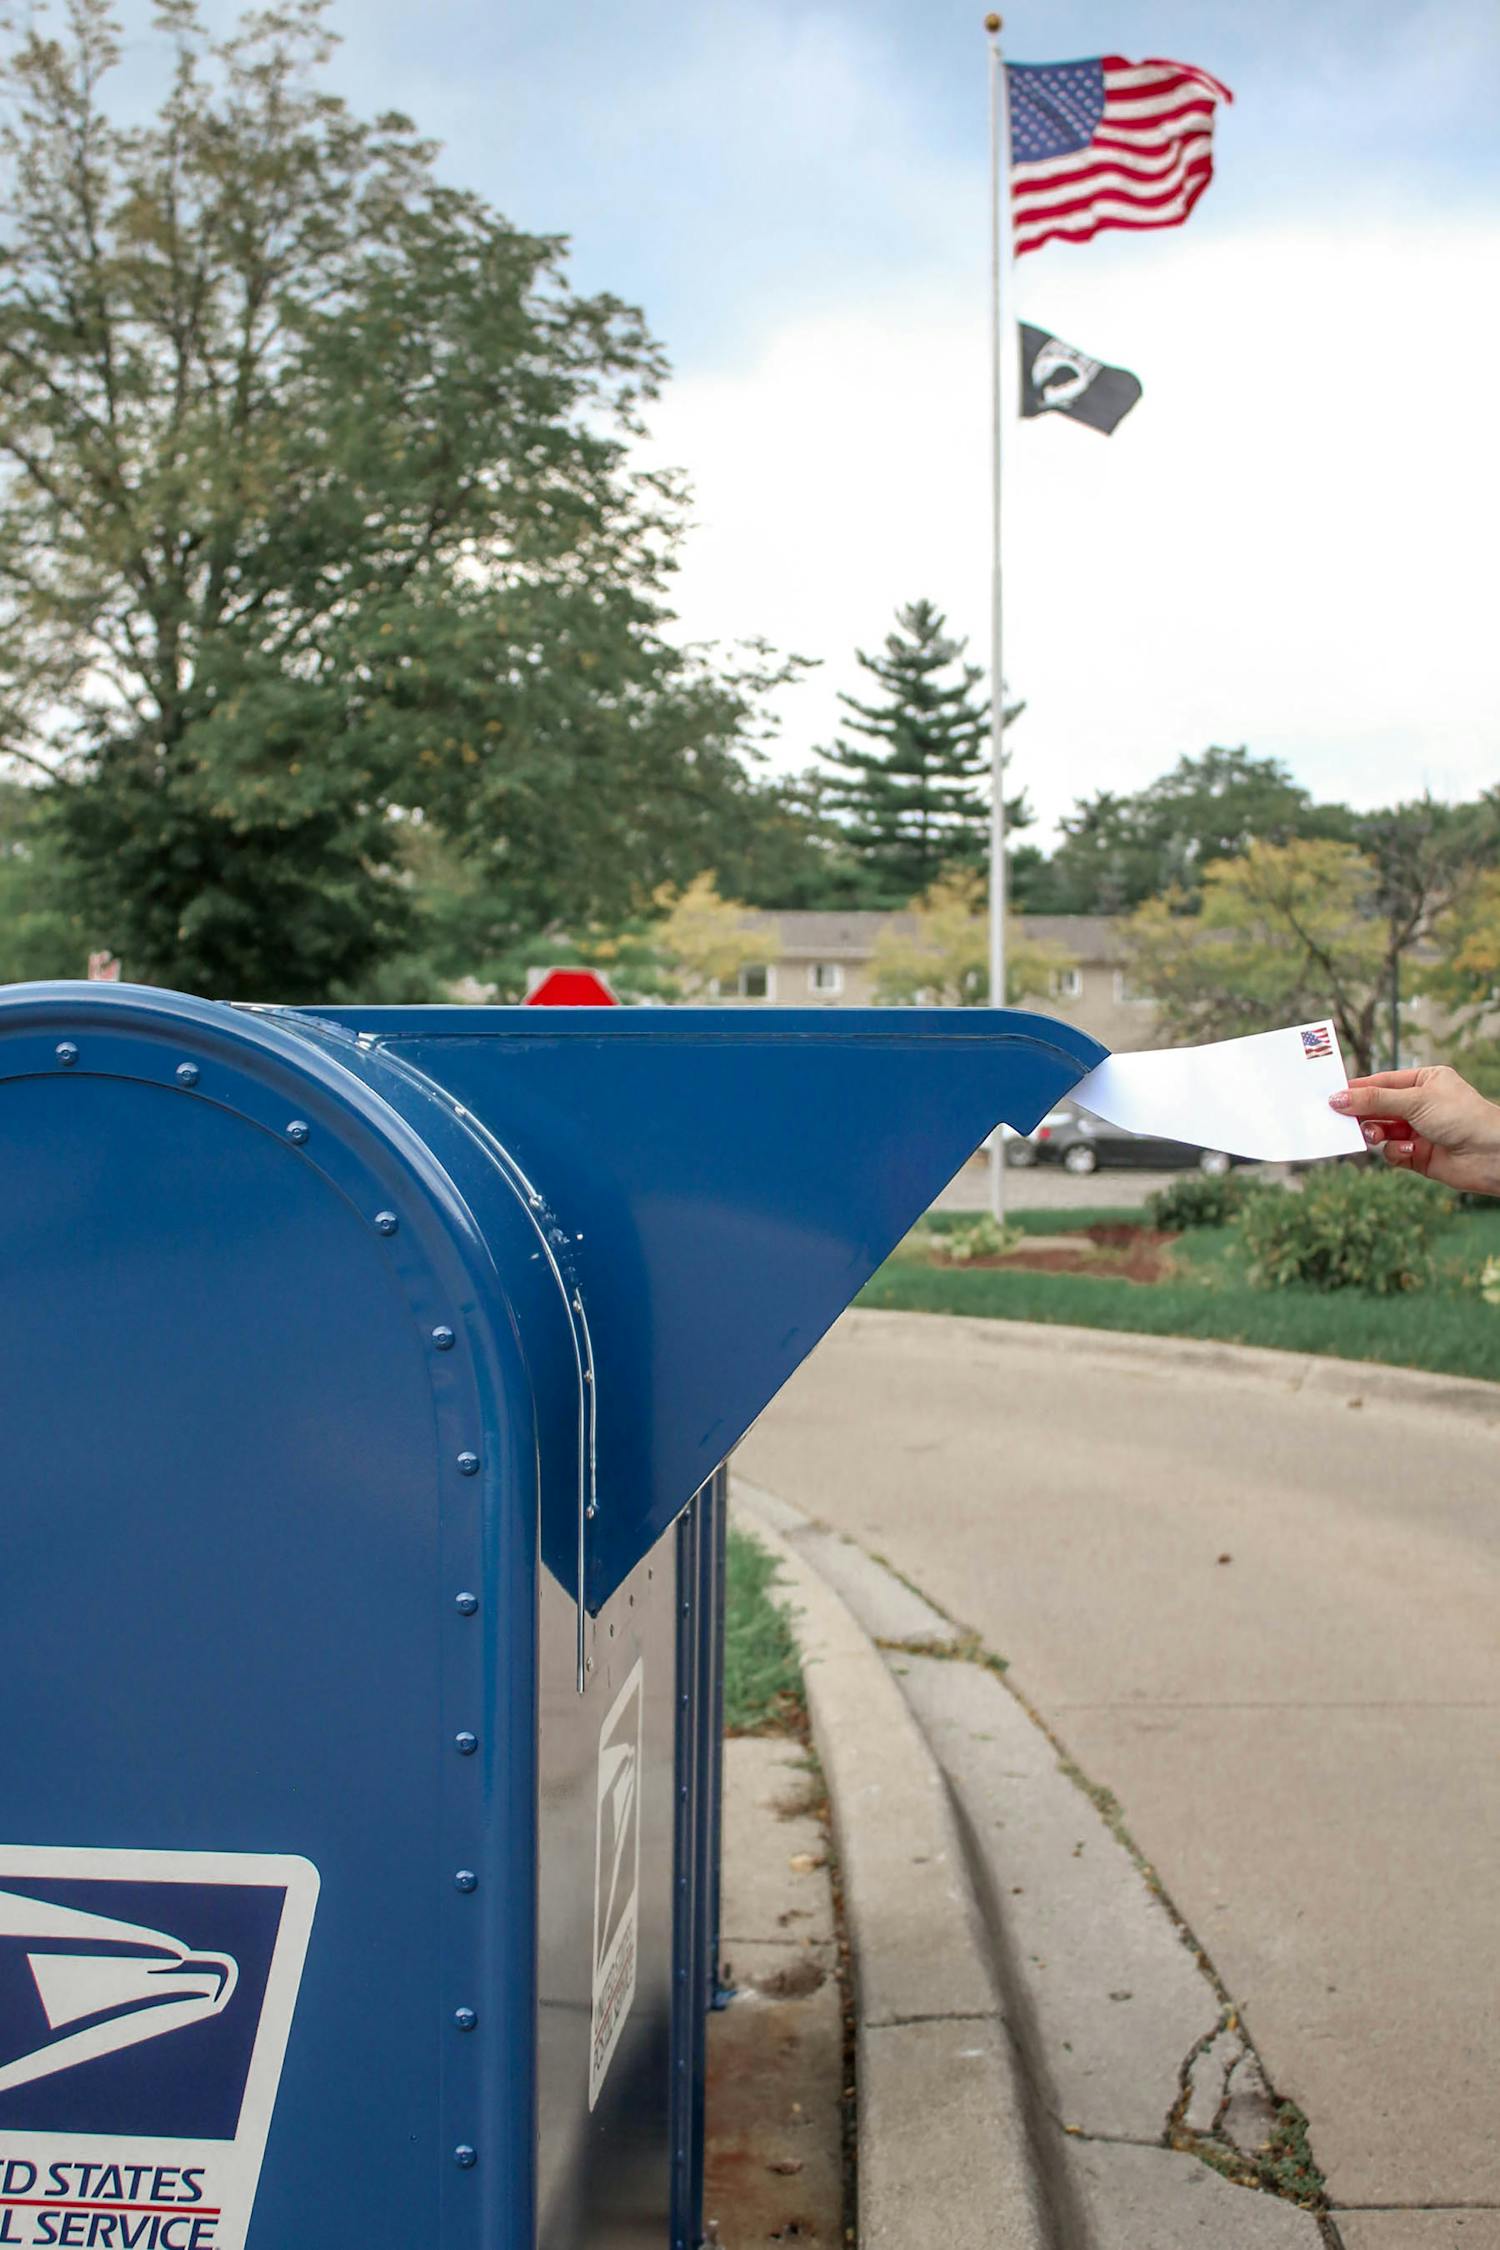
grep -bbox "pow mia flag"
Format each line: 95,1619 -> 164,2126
1020,323 -> 1142,435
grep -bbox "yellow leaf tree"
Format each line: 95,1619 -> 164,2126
1122,838 -> 1389,1068
651,872 -> 779,999
1421,869 -> 1500,1096
871,870 -> 1072,1006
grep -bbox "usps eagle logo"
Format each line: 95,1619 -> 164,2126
0,1848 -> 317,2164
0,1889 -> 239,2097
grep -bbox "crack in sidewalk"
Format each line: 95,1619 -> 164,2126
875,1611 -> 1335,2228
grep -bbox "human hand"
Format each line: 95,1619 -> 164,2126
1331,1066 -> 1500,1197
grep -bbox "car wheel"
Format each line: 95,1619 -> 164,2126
1062,1143 -> 1098,1176
1005,1140 -> 1038,1168
1198,1149 -> 1231,1177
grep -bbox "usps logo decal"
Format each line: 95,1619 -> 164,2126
588,1662 -> 643,2111
0,1847 -> 317,2249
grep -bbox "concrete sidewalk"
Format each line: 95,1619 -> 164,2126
737,1483 -> 1330,2249
705,1734 -> 845,2247
738,1310 -> 1500,2243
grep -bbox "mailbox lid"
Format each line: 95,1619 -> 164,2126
316,1005 -> 1106,1606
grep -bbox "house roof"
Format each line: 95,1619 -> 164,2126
741,909 -> 917,957
740,907 -> 1126,963
1015,915 -> 1129,963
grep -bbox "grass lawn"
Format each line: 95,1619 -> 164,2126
723,1527 -> 805,1734
859,1202 -> 1500,1384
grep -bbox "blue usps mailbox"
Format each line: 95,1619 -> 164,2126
0,983 -> 1102,2250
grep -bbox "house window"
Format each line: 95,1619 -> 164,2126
737,963 -> 774,1000
808,961 -> 843,995
1114,969 -> 1149,1004
1052,966 -> 1083,1000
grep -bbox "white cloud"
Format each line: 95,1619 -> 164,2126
643,215 -> 1500,840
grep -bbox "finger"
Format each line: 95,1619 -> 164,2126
1344,1070 -> 1425,1092
1331,1084 -> 1423,1120
1380,1139 -> 1418,1168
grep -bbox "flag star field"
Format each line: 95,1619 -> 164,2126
1007,60 -> 1107,162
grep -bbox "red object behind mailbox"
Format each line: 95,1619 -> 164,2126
525,968 -> 620,1007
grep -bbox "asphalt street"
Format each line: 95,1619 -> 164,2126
737,1309 -> 1500,2229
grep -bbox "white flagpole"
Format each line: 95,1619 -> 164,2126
986,14 -> 1011,1223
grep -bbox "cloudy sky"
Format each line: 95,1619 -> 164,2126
124,1 -> 1500,837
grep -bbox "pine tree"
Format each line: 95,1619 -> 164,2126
819,601 -> 1023,904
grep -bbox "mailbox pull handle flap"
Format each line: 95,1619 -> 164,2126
314,1007 -> 1107,1612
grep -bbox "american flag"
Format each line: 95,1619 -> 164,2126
1007,57 -> 1233,259
1301,1026 -> 1334,1061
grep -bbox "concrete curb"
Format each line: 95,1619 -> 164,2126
731,1490 -> 1053,2250
734,1476 -> 1332,2250
841,1305 -> 1500,1428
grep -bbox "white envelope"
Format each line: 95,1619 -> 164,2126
1070,1019 -> 1367,1165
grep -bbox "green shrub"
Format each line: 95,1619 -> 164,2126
1238,1165 -> 1452,1293
1146,1172 -> 1248,1232
937,1215 -> 1024,1264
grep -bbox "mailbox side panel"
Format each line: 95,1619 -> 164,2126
535,1527 -> 681,2247
0,1065 -> 532,2250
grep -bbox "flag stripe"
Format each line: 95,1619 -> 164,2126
1012,139 -> 1210,203
1012,129 -> 1210,183
1009,53 -> 1231,259
1013,174 -> 1214,254
1014,158 -> 1212,231
1104,55 -> 1234,101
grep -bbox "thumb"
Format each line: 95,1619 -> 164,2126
1333,1083 -> 1424,1121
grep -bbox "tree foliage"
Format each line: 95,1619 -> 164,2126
870,868 -> 1071,1007
1030,747 -> 1352,916
0,778 -> 82,978
1121,815 -> 1500,1075
818,600 -> 1024,906
650,871 -> 777,998
1124,840 -> 1386,1066
0,0 -> 787,995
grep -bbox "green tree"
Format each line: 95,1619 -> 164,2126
0,780 -> 83,979
684,766 -> 867,913
1119,796 -> 1500,1073
1032,747 -> 1353,915
0,0 -> 779,998
818,600 -> 1023,905
870,869 -> 1071,1006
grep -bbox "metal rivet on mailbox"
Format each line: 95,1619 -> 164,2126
286,1119 -> 309,1144
454,2147 -> 477,2170
454,1870 -> 477,1892
55,1042 -> 78,1067
456,1451 -> 479,1477
374,1210 -> 398,1236
432,1325 -> 455,1351
455,1591 -> 478,1615
175,1062 -> 199,1088
455,1731 -> 478,1756
454,2007 -> 478,2032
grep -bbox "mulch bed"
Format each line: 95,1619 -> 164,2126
935,1224 -> 1179,1286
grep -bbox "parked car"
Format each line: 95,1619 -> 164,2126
1006,1103 -> 1235,1176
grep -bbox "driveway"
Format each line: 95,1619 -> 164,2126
737,1309 -> 1500,2232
